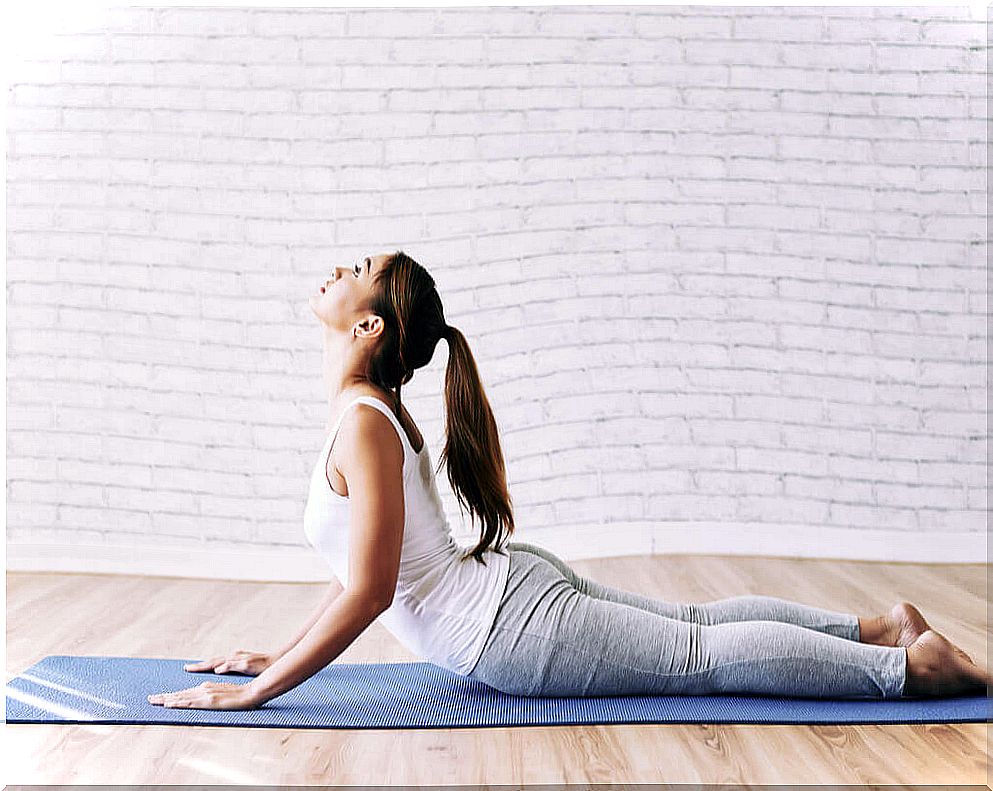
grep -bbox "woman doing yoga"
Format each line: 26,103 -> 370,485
149,250 -> 990,711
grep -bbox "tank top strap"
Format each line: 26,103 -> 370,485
349,396 -> 415,459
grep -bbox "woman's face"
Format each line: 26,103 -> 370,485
309,252 -> 389,333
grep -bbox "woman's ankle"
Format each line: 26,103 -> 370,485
857,615 -> 892,646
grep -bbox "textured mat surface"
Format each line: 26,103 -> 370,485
6,655 -> 990,728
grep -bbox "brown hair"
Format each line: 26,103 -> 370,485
366,250 -> 514,566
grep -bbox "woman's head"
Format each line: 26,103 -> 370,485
310,252 -> 390,341
310,250 -> 448,391
311,249 -> 515,565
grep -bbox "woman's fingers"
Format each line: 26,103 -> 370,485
149,682 -> 211,706
184,657 -> 221,671
184,651 -> 253,672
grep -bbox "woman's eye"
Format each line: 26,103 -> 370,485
353,264 -> 360,276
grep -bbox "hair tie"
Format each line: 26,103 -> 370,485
445,324 -> 455,340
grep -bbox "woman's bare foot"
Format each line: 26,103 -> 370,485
860,601 -> 930,647
903,629 -> 991,697
885,601 -> 931,648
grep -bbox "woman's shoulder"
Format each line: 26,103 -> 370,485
339,387 -> 409,444
347,386 -> 398,409
346,387 -> 424,454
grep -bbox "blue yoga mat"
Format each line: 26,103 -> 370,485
6,655 -> 990,728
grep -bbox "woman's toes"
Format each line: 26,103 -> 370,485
955,648 -> 991,688
890,601 -> 931,647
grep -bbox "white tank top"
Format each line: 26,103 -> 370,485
303,395 -> 512,677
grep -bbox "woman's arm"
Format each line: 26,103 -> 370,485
273,575 -> 345,660
154,408 -> 403,710
250,589 -> 387,705
250,408 -> 405,704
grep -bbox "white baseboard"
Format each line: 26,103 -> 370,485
5,522 -> 988,582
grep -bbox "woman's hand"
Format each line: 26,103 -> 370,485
147,680 -> 261,711
183,650 -> 277,676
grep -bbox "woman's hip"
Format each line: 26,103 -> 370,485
466,545 -> 693,696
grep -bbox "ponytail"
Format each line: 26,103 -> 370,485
439,324 -> 515,565
367,251 -> 516,566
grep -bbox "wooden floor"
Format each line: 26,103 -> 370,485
6,553 -> 991,785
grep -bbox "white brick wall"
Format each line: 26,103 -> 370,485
6,6 -> 987,579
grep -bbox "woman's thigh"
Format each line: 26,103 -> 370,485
469,548 -> 694,697
502,540 -> 699,619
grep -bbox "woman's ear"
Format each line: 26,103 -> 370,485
358,315 -> 385,339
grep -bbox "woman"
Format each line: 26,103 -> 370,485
150,250 -> 989,711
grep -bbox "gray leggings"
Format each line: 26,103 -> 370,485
466,542 -> 907,699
